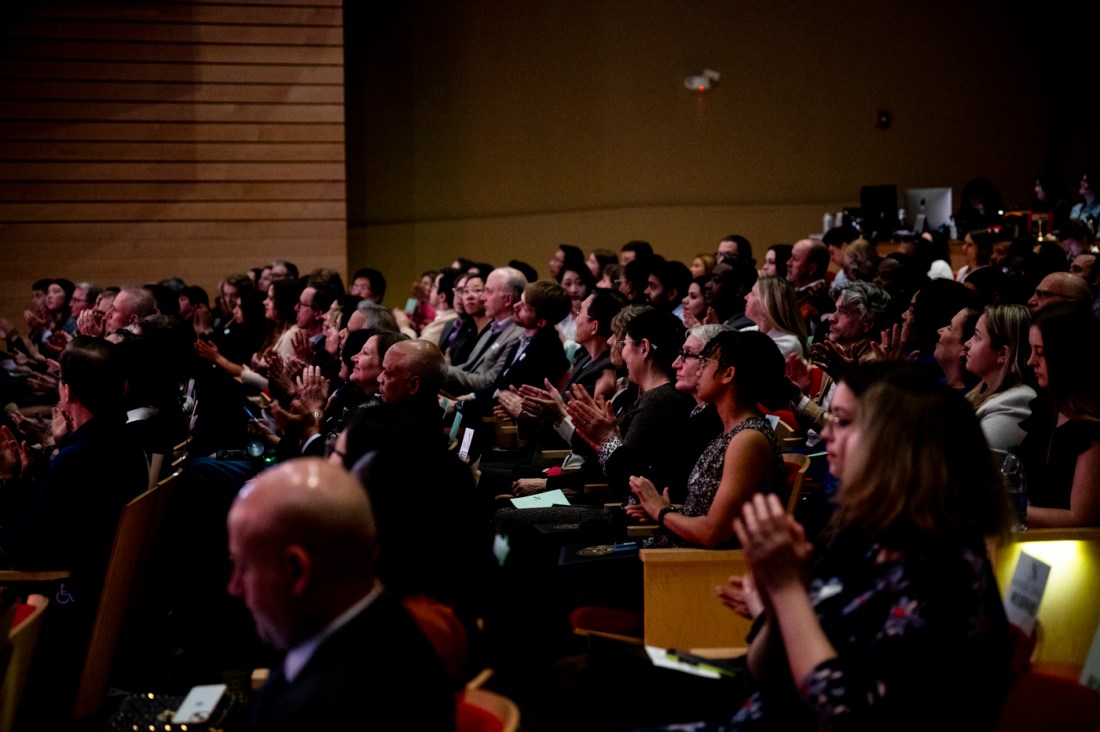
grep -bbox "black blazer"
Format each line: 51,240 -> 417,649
494,327 -> 569,393
248,591 -> 455,731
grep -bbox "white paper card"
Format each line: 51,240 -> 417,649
1004,551 -> 1050,635
510,489 -> 571,509
645,645 -> 722,679
458,426 -> 474,461
1080,621 -> 1100,692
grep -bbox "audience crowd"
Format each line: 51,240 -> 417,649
2,192 -> 1099,730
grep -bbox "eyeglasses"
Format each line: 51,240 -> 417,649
676,349 -> 706,362
1032,289 -> 1077,301
822,412 -> 852,431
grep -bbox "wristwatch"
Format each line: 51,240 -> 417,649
657,506 -> 679,527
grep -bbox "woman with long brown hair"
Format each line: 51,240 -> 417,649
705,364 -> 1012,731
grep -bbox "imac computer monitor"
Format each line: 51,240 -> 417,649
905,187 -> 952,233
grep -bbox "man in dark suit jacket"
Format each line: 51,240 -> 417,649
228,458 -> 454,731
493,280 -> 572,393
1,336 -> 150,722
441,267 -> 527,396
462,279 -> 571,428
560,288 -> 624,396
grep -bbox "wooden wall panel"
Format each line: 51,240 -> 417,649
0,0 -> 346,329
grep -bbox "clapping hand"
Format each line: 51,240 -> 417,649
0,425 -> 30,480
870,323 -> 918,362
733,493 -> 814,594
267,353 -> 302,404
269,398 -> 312,438
291,329 -> 313,363
784,352 -> 812,401
517,378 -> 567,421
23,307 -> 49,334
194,338 -> 220,363
42,330 -> 72,358
9,409 -> 52,448
627,475 -> 669,522
495,388 -> 524,420
76,308 -> 104,337
808,340 -> 857,377
511,477 -> 548,496
295,365 -> 329,415
51,403 -> 73,444
565,384 -> 618,450
716,572 -> 765,620
27,371 -> 59,397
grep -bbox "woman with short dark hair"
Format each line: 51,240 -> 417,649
627,329 -> 787,548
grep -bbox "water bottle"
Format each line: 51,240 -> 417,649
1001,447 -> 1028,531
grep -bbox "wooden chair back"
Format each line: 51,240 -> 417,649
0,595 -> 48,732
639,547 -> 751,651
456,688 -> 520,732
146,453 -> 165,490
782,452 -> 811,514
71,468 -> 182,718
454,668 -> 520,732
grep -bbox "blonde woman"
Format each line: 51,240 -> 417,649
744,276 -> 808,359
690,253 -> 716,279
842,239 -> 879,283
963,303 -> 1035,454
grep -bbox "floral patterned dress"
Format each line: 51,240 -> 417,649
644,415 -> 784,549
726,527 -> 1012,731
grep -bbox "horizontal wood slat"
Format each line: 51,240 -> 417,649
0,251 -> 348,277
3,220 -> 346,242
0,181 -> 346,202
0,44 -> 345,67
0,141 -> 345,162
2,162 -> 345,181
0,201 -> 345,221
6,20 -> 342,46
0,81 -> 344,104
13,5 -> 341,26
3,101 -> 344,123
0,122 -> 344,142
1,1 -> 347,328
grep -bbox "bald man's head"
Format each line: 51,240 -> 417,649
1028,272 -> 1091,312
787,238 -> 828,287
227,458 -> 376,649
378,339 -> 446,404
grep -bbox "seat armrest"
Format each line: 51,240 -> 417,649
0,570 -> 71,582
